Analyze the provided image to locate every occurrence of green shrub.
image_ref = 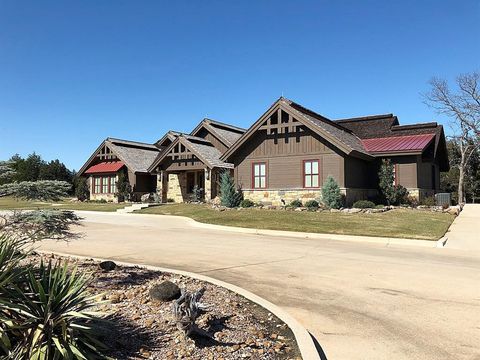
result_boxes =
[219,171,242,208]
[0,180,71,201]
[74,176,90,201]
[353,200,376,209]
[304,200,319,211]
[0,258,107,359]
[289,199,303,208]
[240,199,255,208]
[321,176,343,209]
[421,196,436,207]
[167,198,175,203]
[116,171,132,202]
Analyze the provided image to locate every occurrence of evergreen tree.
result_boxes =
[219,171,242,208]
[321,176,343,209]
[116,171,132,202]
[74,176,90,201]
[378,159,396,205]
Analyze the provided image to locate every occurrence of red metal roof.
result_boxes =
[85,161,124,174]
[361,134,435,153]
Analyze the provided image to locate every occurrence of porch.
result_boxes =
[157,168,222,203]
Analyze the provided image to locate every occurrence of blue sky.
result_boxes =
[0,1,478,171]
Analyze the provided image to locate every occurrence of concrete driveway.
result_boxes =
[38,211,480,360]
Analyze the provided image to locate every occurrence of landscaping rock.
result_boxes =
[99,260,117,272]
[141,192,160,203]
[149,281,181,302]
[446,206,461,216]
[330,209,340,212]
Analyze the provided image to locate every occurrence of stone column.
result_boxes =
[204,168,212,202]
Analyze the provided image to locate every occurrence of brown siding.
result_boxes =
[196,129,228,154]
[232,128,346,189]
[344,157,370,188]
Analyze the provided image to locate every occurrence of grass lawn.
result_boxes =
[0,197,125,212]
[140,203,455,240]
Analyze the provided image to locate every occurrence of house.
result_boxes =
[77,138,160,202]
[78,97,448,205]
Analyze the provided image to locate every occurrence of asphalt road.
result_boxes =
[38,211,480,360]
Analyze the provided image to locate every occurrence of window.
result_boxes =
[94,177,101,194]
[304,160,319,188]
[102,176,109,193]
[109,176,117,194]
[252,162,266,189]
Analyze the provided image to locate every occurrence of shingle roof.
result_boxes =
[281,98,370,156]
[186,139,234,169]
[361,134,435,153]
[334,114,400,139]
[106,139,160,173]
[210,125,244,145]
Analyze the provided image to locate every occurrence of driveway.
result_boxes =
[38,211,480,360]
[445,204,480,251]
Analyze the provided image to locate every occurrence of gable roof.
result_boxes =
[148,135,233,172]
[190,118,246,147]
[78,137,160,176]
[222,97,372,161]
[154,131,182,148]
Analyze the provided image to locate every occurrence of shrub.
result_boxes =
[190,185,204,202]
[322,176,343,209]
[304,200,319,211]
[353,200,376,209]
[219,171,242,208]
[0,180,71,201]
[421,196,436,207]
[289,199,303,208]
[1,210,82,243]
[74,176,90,201]
[0,259,107,359]
[116,172,132,202]
[240,199,254,208]
[378,159,396,205]
[167,198,175,203]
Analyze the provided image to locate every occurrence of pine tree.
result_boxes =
[219,171,242,208]
[321,176,343,209]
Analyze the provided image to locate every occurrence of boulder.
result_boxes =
[149,281,181,302]
[99,260,117,272]
[141,192,160,203]
[446,206,460,216]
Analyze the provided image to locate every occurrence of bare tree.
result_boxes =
[424,72,480,203]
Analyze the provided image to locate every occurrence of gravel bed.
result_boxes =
[34,253,302,360]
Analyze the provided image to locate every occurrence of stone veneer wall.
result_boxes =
[168,173,187,203]
[204,169,212,201]
[407,188,434,201]
[242,188,380,207]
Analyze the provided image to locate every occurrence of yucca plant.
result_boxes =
[0,260,108,359]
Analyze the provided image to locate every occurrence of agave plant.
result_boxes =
[0,259,108,359]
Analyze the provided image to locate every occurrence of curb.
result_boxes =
[38,250,321,360]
